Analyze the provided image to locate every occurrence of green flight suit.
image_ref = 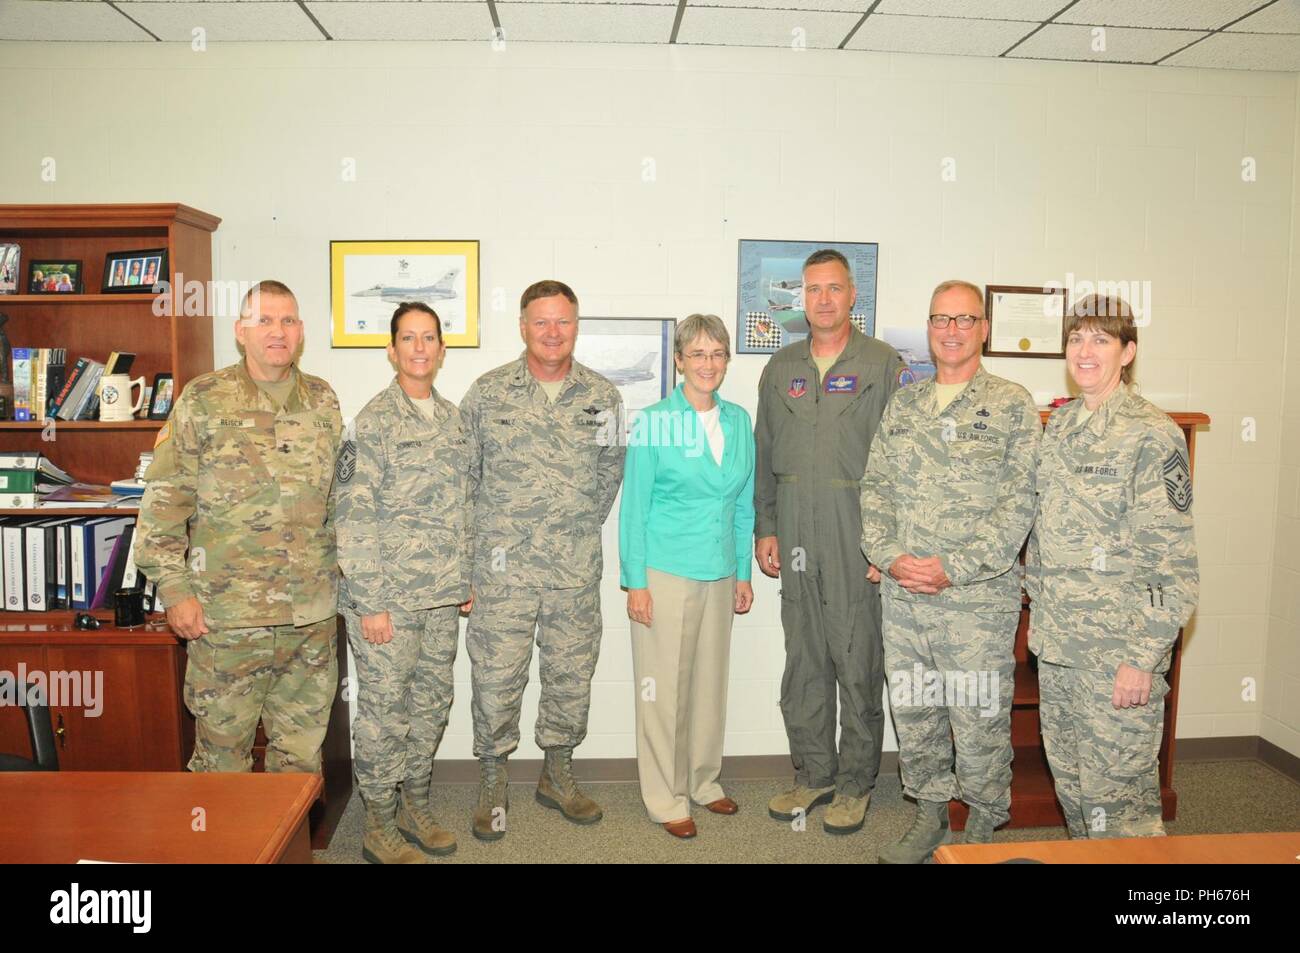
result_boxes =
[754,326,905,796]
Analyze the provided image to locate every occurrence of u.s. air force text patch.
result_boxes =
[336,440,357,484]
[1163,451,1192,512]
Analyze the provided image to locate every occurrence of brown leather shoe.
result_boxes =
[704,797,739,815]
[663,818,697,839]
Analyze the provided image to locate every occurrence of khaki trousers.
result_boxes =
[630,568,735,823]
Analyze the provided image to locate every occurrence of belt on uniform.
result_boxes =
[773,474,857,489]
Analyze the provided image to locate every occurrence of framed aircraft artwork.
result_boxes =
[573,317,676,420]
[330,239,480,347]
[735,239,878,354]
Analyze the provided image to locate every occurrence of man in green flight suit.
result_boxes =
[755,249,906,835]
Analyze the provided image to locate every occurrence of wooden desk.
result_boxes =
[0,771,320,864]
[935,831,1300,864]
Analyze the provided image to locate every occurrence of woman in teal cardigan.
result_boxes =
[619,313,756,839]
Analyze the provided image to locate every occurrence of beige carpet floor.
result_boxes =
[312,759,1300,864]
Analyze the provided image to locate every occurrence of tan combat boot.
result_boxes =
[823,791,871,835]
[471,758,509,842]
[767,782,836,821]
[362,793,428,865]
[535,747,603,824]
[877,799,950,864]
[397,774,457,857]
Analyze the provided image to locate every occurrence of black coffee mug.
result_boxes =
[114,589,153,628]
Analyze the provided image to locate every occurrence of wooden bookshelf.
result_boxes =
[0,203,219,485]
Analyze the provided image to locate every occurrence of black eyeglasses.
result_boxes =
[928,314,984,330]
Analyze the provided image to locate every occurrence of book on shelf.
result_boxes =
[8,348,68,423]
[0,452,74,482]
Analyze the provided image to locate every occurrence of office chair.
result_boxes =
[0,675,59,771]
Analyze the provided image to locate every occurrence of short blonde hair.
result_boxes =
[929,279,984,316]
[1065,294,1137,384]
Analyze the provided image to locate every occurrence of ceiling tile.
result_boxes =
[1008,23,1207,63]
[0,0,152,40]
[304,1,489,40]
[848,12,1034,55]
[688,0,868,10]
[876,0,1060,19]
[117,2,324,40]
[1227,1,1300,34]
[1057,0,1265,31]
[676,7,863,47]
[1164,30,1300,70]
[495,2,678,42]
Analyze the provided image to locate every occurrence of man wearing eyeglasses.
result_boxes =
[859,279,1040,862]
[136,280,344,776]
[755,249,906,836]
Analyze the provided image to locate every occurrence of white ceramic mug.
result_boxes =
[98,374,146,421]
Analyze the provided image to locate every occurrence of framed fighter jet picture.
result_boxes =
[330,239,480,348]
[735,239,878,354]
[573,317,676,416]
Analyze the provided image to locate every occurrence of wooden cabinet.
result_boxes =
[949,411,1209,829]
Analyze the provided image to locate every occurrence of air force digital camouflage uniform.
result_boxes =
[754,327,903,800]
[334,379,471,802]
[860,366,1040,831]
[460,355,625,761]
[134,362,343,773]
[1026,387,1198,839]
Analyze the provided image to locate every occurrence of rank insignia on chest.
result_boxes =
[1163,451,1192,512]
[788,378,807,398]
[826,374,858,394]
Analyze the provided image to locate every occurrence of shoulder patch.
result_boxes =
[336,440,358,484]
[1162,450,1192,512]
[897,366,917,387]
[153,421,171,448]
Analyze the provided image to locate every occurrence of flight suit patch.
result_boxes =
[825,374,857,394]
[788,378,807,398]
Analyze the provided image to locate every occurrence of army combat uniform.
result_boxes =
[334,379,471,803]
[860,366,1040,834]
[460,354,625,764]
[754,326,904,800]
[134,362,343,773]
[1025,387,1198,839]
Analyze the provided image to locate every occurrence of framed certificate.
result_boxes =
[983,285,1068,359]
[330,240,479,348]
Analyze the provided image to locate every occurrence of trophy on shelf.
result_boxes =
[0,312,12,420]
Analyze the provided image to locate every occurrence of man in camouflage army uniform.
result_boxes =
[755,249,905,835]
[860,280,1040,862]
[334,302,471,864]
[135,280,343,775]
[460,279,625,841]
[1026,294,1198,839]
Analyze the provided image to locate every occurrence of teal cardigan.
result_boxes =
[619,384,756,588]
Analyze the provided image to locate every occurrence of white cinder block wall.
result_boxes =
[2,40,1297,759]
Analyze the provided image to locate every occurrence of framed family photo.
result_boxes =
[330,240,480,348]
[736,239,879,354]
[103,248,167,292]
[27,260,82,294]
[0,243,20,294]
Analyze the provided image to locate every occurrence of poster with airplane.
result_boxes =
[736,239,878,354]
[573,317,675,417]
[330,239,479,347]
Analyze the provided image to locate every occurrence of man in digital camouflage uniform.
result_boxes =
[460,279,625,841]
[1026,294,1198,839]
[334,302,471,864]
[860,279,1040,862]
[135,280,343,775]
[754,249,905,835]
